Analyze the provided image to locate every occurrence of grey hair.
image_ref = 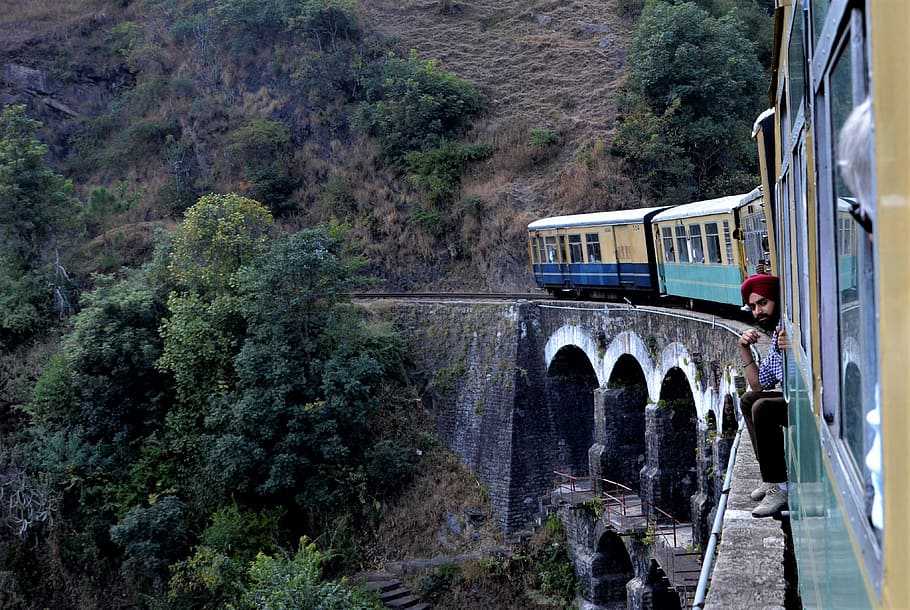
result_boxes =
[837,97,874,214]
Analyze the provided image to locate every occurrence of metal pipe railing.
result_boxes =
[691,425,744,609]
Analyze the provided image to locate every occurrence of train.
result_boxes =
[527,188,770,306]
[528,0,910,607]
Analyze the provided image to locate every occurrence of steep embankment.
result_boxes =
[0,0,636,292]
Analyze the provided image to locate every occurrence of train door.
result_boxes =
[557,232,570,288]
[609,226,621,286]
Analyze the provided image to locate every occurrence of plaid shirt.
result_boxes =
[758,323,784,390]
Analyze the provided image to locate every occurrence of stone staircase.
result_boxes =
[548,474,703,607]
[355,571,430,610]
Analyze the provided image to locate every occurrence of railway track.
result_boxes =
[350,292,553,300]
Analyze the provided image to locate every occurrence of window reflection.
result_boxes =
[830,43,876,494]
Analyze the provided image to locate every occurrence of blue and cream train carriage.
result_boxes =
[527,207,666,298]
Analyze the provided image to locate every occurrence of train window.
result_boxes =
[674,225,690,263]
[568,234,584,263]
[537,237,545,264]
[531,237,540,264]
[830,39,878,488]
[545,236,558,263]
[793,139,811,354]
[661,227,675,262]
[722,221,733,264]
[558,236,568,263]
[811,0,831,44]
[704,223,721,264]
[788,3,807,118]
[586,233,602,263]
[688,225,705,263]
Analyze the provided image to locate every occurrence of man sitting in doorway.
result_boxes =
[737,274,790,518]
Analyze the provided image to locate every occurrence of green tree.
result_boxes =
[613,1,763,204]
[201,227,403,516]
[0,105,76,345]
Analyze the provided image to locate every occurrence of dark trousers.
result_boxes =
[739,390,788,483]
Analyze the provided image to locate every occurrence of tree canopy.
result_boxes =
[613,1,764,205]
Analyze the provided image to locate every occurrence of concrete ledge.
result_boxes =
[704,433,788,609]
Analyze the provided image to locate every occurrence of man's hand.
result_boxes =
[776,327,789,351]
[738,329,762,348]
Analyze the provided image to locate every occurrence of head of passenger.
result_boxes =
[741,274,780,331]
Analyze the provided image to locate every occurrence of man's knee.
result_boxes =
[740,390,761,411]
[752,396,787,422]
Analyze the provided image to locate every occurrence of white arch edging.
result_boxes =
[543,324,605,387]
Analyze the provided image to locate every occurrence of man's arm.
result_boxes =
[738,329,762,390]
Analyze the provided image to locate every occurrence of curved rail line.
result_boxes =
[350,292,553,300]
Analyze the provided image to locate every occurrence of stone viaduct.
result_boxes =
[360,298,757,606]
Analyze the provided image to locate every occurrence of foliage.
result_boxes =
[529,128,559,148]
[110,495,190,587]
[238,537,381,610]
[405,141,492,205]
[225,119,298,211]
[613,1,763,204]
[356,51,486,163]
[79,182,142,237]
[166,193,273,294]
[0,105,76,346]
[29,271,170,446]
[201,228,402,515]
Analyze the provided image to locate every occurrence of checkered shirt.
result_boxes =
[758,323,784,390]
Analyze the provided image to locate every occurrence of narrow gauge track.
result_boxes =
[350,292,553,300]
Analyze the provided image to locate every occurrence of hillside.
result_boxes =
[0,0,638,293]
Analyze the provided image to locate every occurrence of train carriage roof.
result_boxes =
[651,188,762,223]
[527,206,669,231]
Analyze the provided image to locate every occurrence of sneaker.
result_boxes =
[752,484,787,518]
[750,482,774,502]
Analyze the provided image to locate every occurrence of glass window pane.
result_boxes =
[689,225,705,263]
[705,223,721,264]
[559,236,568,263]
[722,221,733,264]
[812,0,831,44]
[661,227,675,262]
[830,41,877,481]
[789,7,806,114]
[586,233,602,263]
[568,234,583,263]
[531,237,540,263]
[675,226,690,263]
[545,236,558,263]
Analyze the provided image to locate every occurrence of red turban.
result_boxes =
[740,274,780,304]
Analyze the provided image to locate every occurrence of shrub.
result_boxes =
[405,141,492,205]
[238,537,381,610]
[529,127,559,148]
[80,183,141,237]
[227,120,298,212]
[356,51,485,162]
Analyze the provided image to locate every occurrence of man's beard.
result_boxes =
[755,311,780,332]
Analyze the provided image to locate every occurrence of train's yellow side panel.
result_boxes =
[872,2,910,606]
[613,224,649,263]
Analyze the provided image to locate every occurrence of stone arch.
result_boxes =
[655,367,698,520]
[547,345,599,475]
[603,331,656,396]
[544,324,605,387]
[657,342,707,419]
[590,531,635,605]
